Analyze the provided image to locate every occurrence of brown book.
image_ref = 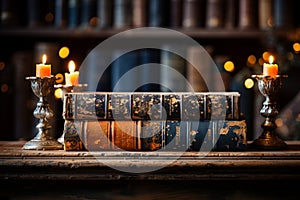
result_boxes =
[225,0,238,29]
[206,0,225,28]
[238,0,258,29]
[133,0,147,27]
[182,0,202,28]
[83,121,111,150]
[111,121,138,150]
[258,0,273,29]
[170,0,183,28]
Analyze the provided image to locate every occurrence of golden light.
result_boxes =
[1,83,8,93]
[262,51,271,62]
[258,58,264,66]
[68,60,76,73]
[293,42,300,53]
[244,78,254,89]
[55,73,64,84]
[89,17,98,26]
[247,55,256,65]
[45,12,54,23]
[269,55,274,64]
[42,54,47,64]
[275,118,283,127]
[54,88,63,99]
[59,47,70,59]
[224,61,235,72]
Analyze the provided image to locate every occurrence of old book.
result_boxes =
[141,121,164,151]
[97,0,113,29]
[111,121,138,150]
[182,0,203,28]
[273,0,293,29]
[83,121,111,150]
[107,93,131,120]
[160,46,186,92]
[27,0,46,27]
[258,0,273,30]
[68,0,80,28]
[238,0,257,29]
[113,0,132,29]
[165,121,188,151]
[225,0,238,29]
[54,0,68,28]
[206,0,225,28]
[0,0,19,28]
[163,94,181,120]
[133,0,147,27]
[80,0,97,29]
[170,0,182,28]
[148,0,169,27]
[186,46,211,92]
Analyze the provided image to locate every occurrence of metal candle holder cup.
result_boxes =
[23,76,63,150]
[252,75,288,150]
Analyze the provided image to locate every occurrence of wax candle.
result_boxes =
[65,60,79,85]
[263,55,278,76]
[36,54,51,77]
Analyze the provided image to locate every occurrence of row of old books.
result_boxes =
[86,47,232,93]
[63,92,246,151]
[0,0,299,30]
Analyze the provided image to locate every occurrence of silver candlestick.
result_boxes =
[251,75,288,150]
[23,76,63,150]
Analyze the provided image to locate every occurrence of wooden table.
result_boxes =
[1,141,300,199]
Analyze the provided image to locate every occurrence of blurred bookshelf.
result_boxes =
[0,0,300,141]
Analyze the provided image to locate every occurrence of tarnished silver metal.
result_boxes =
[251,75,288,150]
[23,76,63,150]
[54,84,88,144]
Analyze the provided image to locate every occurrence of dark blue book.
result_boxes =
[97,0,113,29]
[27,0,45,27]
[148,0,170,27]
[113,0,132,29]
[68,0,80,28]
[274,0,293,28]
[111,50,139,92]
[54,0,68,28]
[80,0,97,28]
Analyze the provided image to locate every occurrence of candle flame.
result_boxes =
[42,54,47,64]
[68,60,76,73]
[269,55,274,64]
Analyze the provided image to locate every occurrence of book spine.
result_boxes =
[206,0,225,28]
[225,0,238,29]
[68,0,80,28]
[160,46,186,92]
[80,0,97,28]
[148,0,169,27]
[133,0,147,27]
[54,0,68,28]
[141,121,164,150]
[182,0,201,28]
[97,0,113,29]
[0,0,18,28]
[273,0,293,29]
[238,0,257,29]
[113,0,132,29]
[258,0,273,30]
[83,121,111,150]
[27,0,45,27]
[170,0,182,28]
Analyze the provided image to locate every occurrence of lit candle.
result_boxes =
[263,55,278,76]
[36,54,51,77]
[65,60,79,86]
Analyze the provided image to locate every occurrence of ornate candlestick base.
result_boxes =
[24,76,63,150]
[54,84,88,144]
[251,75,288,150]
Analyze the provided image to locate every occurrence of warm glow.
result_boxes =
[68,60,76,73]
[59,47,70,59]
[55,73,64,84]
[0,62,5,71]
[54,88,63,99]
[293,42,300,53]
[275,118,283,127]
[244,78,254,89]
[269,55,274,64]
[262,51,271,62]
[247,55,257,65]
[42,54,47,64]
[224,61,235,72]
[1,83,8,93]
